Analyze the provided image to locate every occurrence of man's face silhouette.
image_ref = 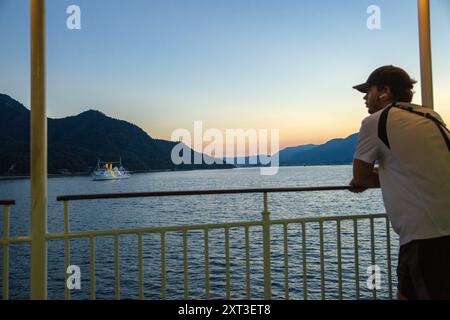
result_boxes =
[363,85,389,114]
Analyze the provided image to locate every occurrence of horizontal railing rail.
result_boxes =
[0,200,15,205]
[56,186,375,201]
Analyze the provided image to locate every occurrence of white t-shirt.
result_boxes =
[354,102,450,246]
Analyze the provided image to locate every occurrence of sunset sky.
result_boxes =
[1,0,449,155]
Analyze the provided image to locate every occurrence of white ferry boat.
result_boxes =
[92,159,130,181]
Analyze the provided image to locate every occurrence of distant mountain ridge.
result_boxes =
[0,93,233,175]
[279,134,358,166]
[227,134,358,167]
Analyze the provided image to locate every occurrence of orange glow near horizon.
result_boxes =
[141,91,450,157]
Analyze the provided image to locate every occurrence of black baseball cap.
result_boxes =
[353,65,416,93]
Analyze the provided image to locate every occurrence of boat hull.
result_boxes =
[91,170,130,181]
[92,174,130,181]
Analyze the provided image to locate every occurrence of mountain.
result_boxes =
[279,134,358,165]
[0,94,233,175]
[276,144,318,164]
[227,135,358,167]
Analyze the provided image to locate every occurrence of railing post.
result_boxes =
[30,0,47,300]
[64,201,70,300]
[262,192,272,300]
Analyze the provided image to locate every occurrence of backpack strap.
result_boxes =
[377,103,450,152]
[377,105,394,149]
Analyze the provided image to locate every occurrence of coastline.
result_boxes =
[0,169,174,181]
[0,163,352,181]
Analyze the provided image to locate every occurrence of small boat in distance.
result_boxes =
[92,158,130,181]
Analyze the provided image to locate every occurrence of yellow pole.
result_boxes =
[30,0,47,300]
[417,0,434,109]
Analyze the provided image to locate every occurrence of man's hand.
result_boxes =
[349,159,380,193]
[349,178,368,193]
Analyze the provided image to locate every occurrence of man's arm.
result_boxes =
[350,159,380,192]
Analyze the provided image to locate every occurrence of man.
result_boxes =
[350,65,450,300]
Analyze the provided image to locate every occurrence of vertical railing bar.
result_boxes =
[90,235,95,300]
[204,229,210,300]
[302,222,308,300]
[64,201,70,301]
[138,233,143,300]
[245,226,251,300]
[353,219,360,300]
[114,235,120,300]
[183,229,188,299]
[64,201,69,236]
[319,221,325,300]
[370,218,377,300]
[225,227,230,300]
[283,223,289,300]
[161,231,166,300]
[385,217,393,300]
[2,205,10,300]
[262,192,272,300]
[336,219,343,300]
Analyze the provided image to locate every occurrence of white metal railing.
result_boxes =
[1,187,396,300]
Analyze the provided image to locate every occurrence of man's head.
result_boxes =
[353,65,417,114]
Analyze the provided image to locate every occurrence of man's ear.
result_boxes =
[382,86,392,97]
